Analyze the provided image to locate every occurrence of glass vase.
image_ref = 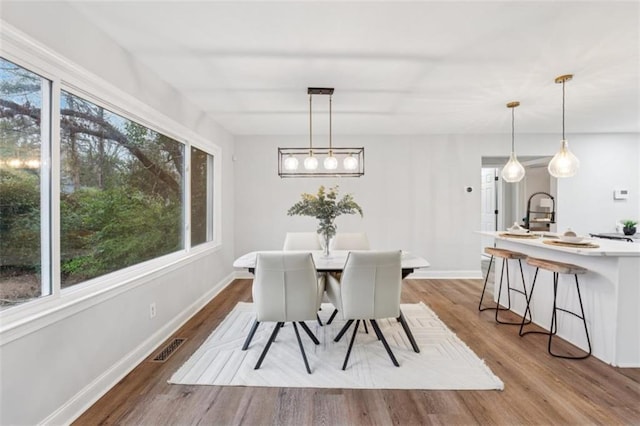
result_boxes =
[322,232,331,257]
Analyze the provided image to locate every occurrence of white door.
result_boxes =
[481,168,498,256]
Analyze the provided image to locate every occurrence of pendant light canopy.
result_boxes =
[278,88,364,178]
[501,101,525,183]
[548,74,580,178]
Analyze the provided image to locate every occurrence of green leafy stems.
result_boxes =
[622,219,638,228]
[287,185,363,239]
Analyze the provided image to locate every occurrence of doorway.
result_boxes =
[480,167,498,259]
[480,156,555,259]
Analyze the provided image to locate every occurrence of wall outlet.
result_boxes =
[149,302,156,319]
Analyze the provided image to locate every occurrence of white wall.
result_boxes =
[0,4,236,425]
[554,134,640,235]
[234,134,640,275]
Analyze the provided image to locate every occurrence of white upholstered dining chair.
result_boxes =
[282,232,322,251]
[325,232,370,325]
[325,250,403,370]
[283,231,326,325]
[248,252,324,374]
[330,232,370,250]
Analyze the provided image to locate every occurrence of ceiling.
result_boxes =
[67,1,638,136]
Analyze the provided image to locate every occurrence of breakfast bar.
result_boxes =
[481,232,640,367]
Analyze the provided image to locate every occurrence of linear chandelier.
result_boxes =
[278,87,365,178]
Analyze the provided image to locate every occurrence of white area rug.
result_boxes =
[169,302,503,390]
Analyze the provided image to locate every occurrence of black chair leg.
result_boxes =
[292,322,312,374]
[548,274,592,360]
[519,268,539,336]
[316,313,323,326]
[478,255,495,310]
[327,309,339,325]
[242,320,260,351]
[494,258,512,323]
[371,319,400,367]
[363,320,369,334]
[518,259,532,325]
[489,258,527,326]
[521,270,591,360]
[298,321,320,345]
[342,320,360,370]
[334,319,354,342]
[398,310,420,353]
[370,319,383,340]
[255,322,283,370]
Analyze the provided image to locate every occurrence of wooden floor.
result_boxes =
[75,278,640,425]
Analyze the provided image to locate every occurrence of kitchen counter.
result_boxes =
[480,231,640,367]
[482,231,640,256]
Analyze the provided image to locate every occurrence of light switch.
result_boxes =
[613,189,629,200]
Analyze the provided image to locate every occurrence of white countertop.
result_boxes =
[479,231,640,257]
[233,250,431,270]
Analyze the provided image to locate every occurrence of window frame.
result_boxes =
[0,23,223,336]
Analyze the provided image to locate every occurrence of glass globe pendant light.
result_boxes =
[501,101,525,183]
[548,74,579,178]
[283,154,299,170]
[303,93,318,170]
[323,94,338,170]
[343,154,358,170]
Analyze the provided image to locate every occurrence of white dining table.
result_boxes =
[233,250,430,353]
[233,250,430,278]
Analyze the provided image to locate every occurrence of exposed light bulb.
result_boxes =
[501,152,525,182]
[303,155,318,170]
[548,139,579,178]
[324,155,338,170]
[343,155,358,170]
[283,155,299,171]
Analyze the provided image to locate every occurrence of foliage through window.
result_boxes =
[190,147,214,247]
[1,55,218,310]
[59,91,185,287]
[0,57,49,307]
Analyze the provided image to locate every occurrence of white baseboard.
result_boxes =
[42,272,236,426]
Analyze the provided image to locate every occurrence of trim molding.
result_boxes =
[40,272,236,426]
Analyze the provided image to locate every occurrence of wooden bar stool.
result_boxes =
[519,257,591,360]
[479,247,531,325]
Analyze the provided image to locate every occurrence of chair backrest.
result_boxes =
[252,252,321,322]
[339,250,402,319]
[330,232,370,250]
[283,232,322,250]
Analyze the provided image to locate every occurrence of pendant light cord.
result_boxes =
[329,95,333,154]
[309,94,313,154]
[562,80,566,140]
[511,105,515,152]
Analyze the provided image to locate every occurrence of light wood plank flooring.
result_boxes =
[74,278,640,425]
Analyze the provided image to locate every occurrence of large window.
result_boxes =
[59,91,185,287]
[0,53,219,311]
[0,58,50,307]
[190,146,214,247]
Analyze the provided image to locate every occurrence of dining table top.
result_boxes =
[233,250,430,272]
